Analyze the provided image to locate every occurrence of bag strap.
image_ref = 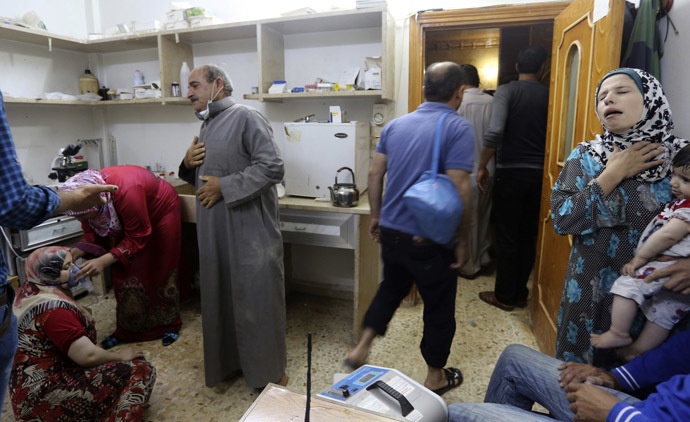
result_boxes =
[430,112,451,180]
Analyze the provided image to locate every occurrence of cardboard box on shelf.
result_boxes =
[166,9,185,23]
[184,7,211,20]
[188,16,223,27]
[364,68,381,90]
[165,20,189,30]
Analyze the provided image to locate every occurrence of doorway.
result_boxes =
[408,2,570,112]
[424,24,554,90]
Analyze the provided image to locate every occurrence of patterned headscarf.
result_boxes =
[60,169,121,237]
[582,68,689,183]
[13,246,94,329]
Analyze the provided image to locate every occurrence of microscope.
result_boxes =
[48,143,82,183]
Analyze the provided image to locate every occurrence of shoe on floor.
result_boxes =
[101,334,120,350]
[162,331,179,346]
[478,291,515,311]
[432,367,463,396]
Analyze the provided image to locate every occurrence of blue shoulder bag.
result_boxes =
[402,112,464,245]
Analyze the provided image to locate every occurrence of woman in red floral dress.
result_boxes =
[10,246,156,421]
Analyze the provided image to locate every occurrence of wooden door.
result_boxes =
[531,0,625,356]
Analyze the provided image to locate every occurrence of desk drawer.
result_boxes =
[280,209,357,250]
[13,216,83,252]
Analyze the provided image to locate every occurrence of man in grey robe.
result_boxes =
[457,64,494,278]
[178,64,287,389]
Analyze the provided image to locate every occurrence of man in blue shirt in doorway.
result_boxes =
[345,62,474,395]
[0,91,117,410]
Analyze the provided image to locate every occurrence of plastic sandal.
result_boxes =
[101,334,120,350]
[162,331,179,346]
[432,367,464,396]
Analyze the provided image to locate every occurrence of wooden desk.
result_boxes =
[178,193,380,341]
[240,384,403,421]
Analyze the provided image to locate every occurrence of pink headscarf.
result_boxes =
[60,169,121,237]
[13,246,94,329]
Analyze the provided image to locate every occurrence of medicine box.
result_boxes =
[364,68,381,90]
[189,16,223,27]
[166,9,185,23]
[165,21,189,30]
[184,7,210,20]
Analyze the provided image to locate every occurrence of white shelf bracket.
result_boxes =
[48,37,52,52]
[175,33,180,44]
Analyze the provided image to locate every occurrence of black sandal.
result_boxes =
[432,367,463,396]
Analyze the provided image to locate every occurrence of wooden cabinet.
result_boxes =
[0,7,394,105]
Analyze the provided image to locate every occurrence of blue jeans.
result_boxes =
[0,286,17,412]
[448,344,640,422]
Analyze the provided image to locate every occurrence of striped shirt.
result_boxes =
[609,331,690,421]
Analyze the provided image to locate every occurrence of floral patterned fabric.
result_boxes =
[10,283,156,421]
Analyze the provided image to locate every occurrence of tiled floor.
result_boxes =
[1,271,539,421]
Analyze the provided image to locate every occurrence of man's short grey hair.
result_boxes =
[202,64,233,96]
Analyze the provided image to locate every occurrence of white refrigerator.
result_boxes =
[282,122,371,198]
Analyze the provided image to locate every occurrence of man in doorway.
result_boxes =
[477,45,549,311]
[344,61,474,395]
[178,64,287,389]
[0,90,117,411]
[457,64,494,279]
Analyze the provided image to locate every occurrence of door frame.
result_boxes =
[408,1,572,112]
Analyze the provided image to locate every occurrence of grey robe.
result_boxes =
[179,96,286,388]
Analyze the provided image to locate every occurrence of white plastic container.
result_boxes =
[180,62,191,97]
[133,70,144,86]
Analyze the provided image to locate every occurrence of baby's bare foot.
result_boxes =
[591,331,632,349]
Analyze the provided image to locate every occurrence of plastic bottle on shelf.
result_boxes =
[79,69,99,94]
[180,62,191,97]
[134,69,144,86]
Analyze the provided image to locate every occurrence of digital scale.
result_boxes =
[318,365,448,421]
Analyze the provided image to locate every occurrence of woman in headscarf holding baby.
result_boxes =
[551,68,690,368]
[10,246,155,421]
[60,165,185,349]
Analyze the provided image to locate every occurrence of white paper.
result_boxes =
[386,376,415,397]
[592,0,609,23]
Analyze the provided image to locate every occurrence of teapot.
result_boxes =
[328,167,359,207]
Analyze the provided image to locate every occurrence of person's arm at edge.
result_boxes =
[446,168,472,268]
[477,87,506,193]
[54,185,117,216]
[611,330,690,392]
[67,336,144,367]
[367,152,387,243]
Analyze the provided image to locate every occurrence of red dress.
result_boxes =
[76,165,186,342]
[10,302,155,421]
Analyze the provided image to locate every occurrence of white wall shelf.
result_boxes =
[243,90,386,102]
[4,97,191,106]
[1,7,394,104]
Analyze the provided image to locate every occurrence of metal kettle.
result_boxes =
[328,167,359,207]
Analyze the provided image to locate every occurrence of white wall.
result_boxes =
[659,2,690,139]
[1,0,89,39]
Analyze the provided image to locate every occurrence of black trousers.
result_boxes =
[362,227,457,368]
[492,167,543,306]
